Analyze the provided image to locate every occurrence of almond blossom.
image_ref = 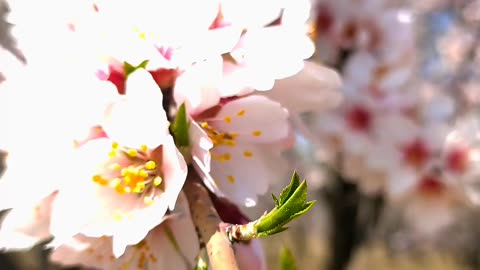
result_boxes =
[191,95,290,207]
[0,0,346,268]
[48,70,188,256]
[223,0,315,91]
[0,68,188,259]
[49,193,199,270]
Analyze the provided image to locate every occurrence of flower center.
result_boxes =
[200,122,238,148]
[91,142,163,205]
[402,138,430,169]
[346,105,372,132]
[446,145,470,174]
[417,175,446,197]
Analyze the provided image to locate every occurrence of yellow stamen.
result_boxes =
[112,142,119,149]
[133,183,145,193]
[110,163,121,171]
[138,169,149,178]
[153,176,163,186]
[252,130,262,136]
[227,175,235,184]
[92,174,102,182]
[141,145,148,152]
[224,116,232,123]
[113,212,123,222]
[115,185,126,194]
[237,109,245,116]
[143,196,154,205]
[243,151,253,158]
[145,160,156,170]
[109,178,121,188]
[127,149,138,157]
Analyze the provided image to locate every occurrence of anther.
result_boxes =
[127,149,138,157]
[145,161,156,170]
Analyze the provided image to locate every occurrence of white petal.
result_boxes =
[160,136,188,210]
[263,61,342,113]
[221,0,283,28]
[50,234,114,269]
[103,69,170,148]
[213,95,289,143]
[48,138,179,250]
[209,143,276,206]
[174,57,222,115]
[0,192,56,251]
[189,121,213,173]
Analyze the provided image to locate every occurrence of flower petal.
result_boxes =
[213,95,289,143]
[48,137,185,252]
[209,143,281,206]
[0,192,56,251]
[103,69,170,148]
[262,61,342,113]
[173,57,223,115]
[51,193,198,269]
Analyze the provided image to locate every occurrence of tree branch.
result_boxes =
[184,170,240,270]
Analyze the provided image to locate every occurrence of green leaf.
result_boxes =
[280,246,298,270]
[170,103,190,148]
[226,171,315,242]
[124,60,150,77]
[281,200,316,225]
[272,194,280,207]
[194,249,208,270]
[257,179,308,232]
[279,171,301,206]
[256,226,288,238]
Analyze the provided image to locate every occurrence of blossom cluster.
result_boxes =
[306,0,480,237]
[0,0,341,269]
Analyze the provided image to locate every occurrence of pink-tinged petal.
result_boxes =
[174,57,223,115]
[262,61,342,113]
[190,121,214,173]
[51,193,199,269]
[50,136,186,253]
[50,234,115,269]
[234,239,266,270]
[103,69,170,148]
[160,136,188,211]
[386,167,418,200]
[0,192,56,251]
[142,193,199,270]
[219,61,255,97]
[212,95,289,143]
[209,143,278,206]
[230,26,314,87]
[373,114,418,146]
